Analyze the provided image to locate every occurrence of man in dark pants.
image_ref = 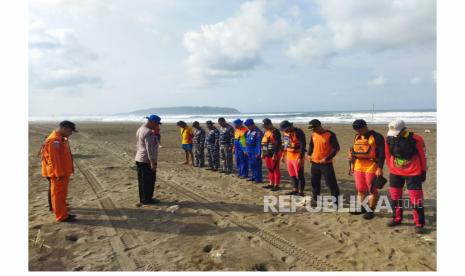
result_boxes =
[135,114,161,206]
[218,117,235,174]
[47,178,52,211]
[306,119,341,207]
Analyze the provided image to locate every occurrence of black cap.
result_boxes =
[192,121,200,127]
[352,119,367,130]
[59,120,78,132]
[206,120,214,126]
[308,119,322,129]
[262,118,272,125]
[279,120,293,130]
[177,120,186,127]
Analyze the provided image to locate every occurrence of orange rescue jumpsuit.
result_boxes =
[41,130,74,221]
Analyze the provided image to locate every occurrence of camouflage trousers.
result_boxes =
[194,145,205,167]
[220,144,234,173]
[207,147,220,170]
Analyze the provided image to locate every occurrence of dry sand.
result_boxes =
[28,122,436,271]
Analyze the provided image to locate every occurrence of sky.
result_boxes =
[29,0,436,116]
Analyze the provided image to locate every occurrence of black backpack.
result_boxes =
[387,132,417,160]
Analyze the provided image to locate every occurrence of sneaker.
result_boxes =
[415,226,426,234]
[298,192,305,197]
[363,212,375,220]
[285,191,298,195]
[270,186,280,191]
[262,185,274,189]
[310,199,318,207]
[143,198,160,205]
[387,220,401,227]
[246,178,255,182]
[350,208,367,215]
[206,168,213,171]
[60,216,77,223]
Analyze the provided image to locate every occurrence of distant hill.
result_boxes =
[117,106,241,115]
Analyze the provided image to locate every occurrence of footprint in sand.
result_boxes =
[388,248,396,260]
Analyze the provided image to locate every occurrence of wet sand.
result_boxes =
[28,122,436,271]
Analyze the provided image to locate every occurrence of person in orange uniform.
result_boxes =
[280,120,306,196]
[40,121,78,222]
[261,118,282,191]
[306,119,341,206]
[177,120,194,165]
[348,119,386,219]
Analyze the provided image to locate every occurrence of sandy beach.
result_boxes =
[28,122,437,271]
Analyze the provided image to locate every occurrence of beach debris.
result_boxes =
[65,234,79,242]
[424,129,431,133]
[209,249,225,264]
[421,236,436,242]
[202,244,213,253]
[34,229,42,245]
[167,205,180,213]
[30,229,51,249]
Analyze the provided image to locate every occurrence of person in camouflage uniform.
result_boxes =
[218,117,235,174]
[192,121,206,167]
[205,120,220,171]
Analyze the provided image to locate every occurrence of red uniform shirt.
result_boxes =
[385,133,427,176]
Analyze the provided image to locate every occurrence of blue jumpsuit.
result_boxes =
[234,127,248,178]
[246,127,263,182]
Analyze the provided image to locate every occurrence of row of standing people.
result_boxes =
[176,117,428,233]
[39,115,427,233]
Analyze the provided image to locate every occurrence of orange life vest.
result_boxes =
[283,131,301,153]
[310,131,335,163]
[261,129,279,156]
[350,134,377,160]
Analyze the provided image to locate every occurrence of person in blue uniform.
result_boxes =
[244,119,263,183]
[233,118,249,179]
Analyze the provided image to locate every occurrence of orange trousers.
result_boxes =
[50,176,70,221]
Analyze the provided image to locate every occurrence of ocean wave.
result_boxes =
[29,111,436,124]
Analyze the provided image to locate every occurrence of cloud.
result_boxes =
[410,76,423,85]
[317,0,436,50]
[288,0,436,64]
[29,20,102,90]
[367,76,386,86]
[286,25,335,66]
[183,0,291,85]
